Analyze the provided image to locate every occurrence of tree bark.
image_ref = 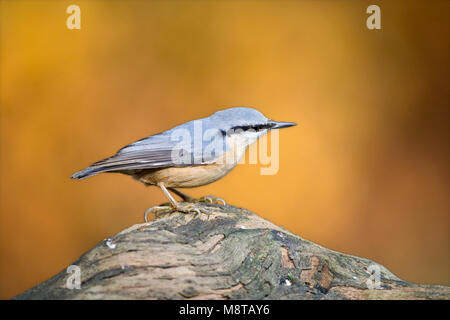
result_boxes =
[15,203,450,300]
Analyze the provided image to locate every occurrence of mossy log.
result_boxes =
[15,203,450,300]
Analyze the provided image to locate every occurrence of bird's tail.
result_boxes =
[70,155,124,179]
[70,167,103,180]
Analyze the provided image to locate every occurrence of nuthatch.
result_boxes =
[71,107,296,220]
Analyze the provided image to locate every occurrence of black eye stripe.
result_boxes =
[231,123,274,132]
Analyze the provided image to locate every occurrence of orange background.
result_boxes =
[1,1,449,299]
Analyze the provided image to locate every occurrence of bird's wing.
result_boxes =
[71,126,226,179]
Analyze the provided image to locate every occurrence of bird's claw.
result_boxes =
[144,200,217,222]
[198,195,226,206]
[174,202,214,216]
[144,206,173,222]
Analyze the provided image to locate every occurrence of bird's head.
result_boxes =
[209,107,297,145]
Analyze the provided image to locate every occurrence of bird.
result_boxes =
[71,107,296,220]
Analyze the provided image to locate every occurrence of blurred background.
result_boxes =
[0,0,449,299]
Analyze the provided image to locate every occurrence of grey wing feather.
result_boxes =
[71,125,225,179]
[70,149,177,179]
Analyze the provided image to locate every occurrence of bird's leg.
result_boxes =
[160,183,212,215]
[168,188,195,202]
[168,188,226,206]
[143,184,183,222]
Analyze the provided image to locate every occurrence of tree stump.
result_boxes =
[15,203,450,300]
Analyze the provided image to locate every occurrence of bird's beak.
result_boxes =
[269,121,297,129]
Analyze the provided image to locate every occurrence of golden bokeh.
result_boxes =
[0,1,449,298]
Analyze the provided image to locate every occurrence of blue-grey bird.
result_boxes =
[71,107,296,219]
